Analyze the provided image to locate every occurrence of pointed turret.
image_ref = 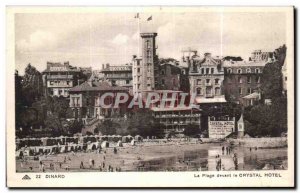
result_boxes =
[237,114,245,138]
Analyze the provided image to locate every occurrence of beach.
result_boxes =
[16,139,288,172]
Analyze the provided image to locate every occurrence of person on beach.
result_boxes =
[89,158,93,168]
[233,153,238,170]
[80,161,84,169]
[92,159,95,167]
[41,163,45,172]
[249,147,252,152]
[222,146,225,154]
[114,147,117,154]
[59,162,62,169]
[64,156,67,163]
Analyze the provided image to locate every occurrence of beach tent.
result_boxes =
[60,146,66,153]
[101,141,109,148]
[117,140,123,147]
[130,139,136,146]
[135,135,143,142]
[101,135,108,141]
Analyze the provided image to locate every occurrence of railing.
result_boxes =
[47,75,73,79]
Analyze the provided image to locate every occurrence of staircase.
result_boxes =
[81,117,101,135]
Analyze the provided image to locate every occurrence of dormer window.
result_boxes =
[237,68,242,74]
[255,68,261,73]
[246,68,251,73]
[227,68,232,74]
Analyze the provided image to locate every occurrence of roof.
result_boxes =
[69,81,128,92]
[223,60,266,67]
[242,92,260,99]
[195,96,227,104]
[151,106,201,112]
[238,114,244,123]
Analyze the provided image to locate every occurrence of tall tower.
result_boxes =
[132,32,158,96]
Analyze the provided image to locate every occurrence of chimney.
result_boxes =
[106,63,110,68]
[102,64,105,69]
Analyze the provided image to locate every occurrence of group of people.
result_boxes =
[221,145,233,155]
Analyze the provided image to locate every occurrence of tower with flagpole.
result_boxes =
[132,13,158,96]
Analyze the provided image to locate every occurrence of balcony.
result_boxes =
[205,94,214,98]
[47,75,73,79]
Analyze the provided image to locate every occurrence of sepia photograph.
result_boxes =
[6,6,294,187]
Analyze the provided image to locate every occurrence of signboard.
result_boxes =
[208,120,235,139]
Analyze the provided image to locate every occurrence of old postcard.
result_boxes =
[6,6,294,187]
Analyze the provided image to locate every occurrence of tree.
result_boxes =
[261,61,283,99]
[223,56,243,61]
[244,97,287,137]
[159,58,178,65]
[21,64,43,105]
[44,113,63,136]
[45,96,69,118]
[69,120,83,135]
[183,124,200,137]
[96,120,117,135]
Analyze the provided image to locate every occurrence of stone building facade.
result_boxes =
[189,53,226,104]
[42,62,86,97]
[69,81,129,121]
[101,64,133,90]
[132,33,158,96]
[223,62,264,104]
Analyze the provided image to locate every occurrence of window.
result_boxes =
[137,76,140,81]
[197,79,202,85]
[196,88,202,95]
[255,68,260,73]
[215,87,221,95]
[147,50,151,58]
[227,68,232,74]
[138,84,141,89]
[256,76,260,83]
[247,76,251,83]
[206,68,210,74]
[237,68,242,74]
[206,87,212,95]
[201,68,205,74]
[126,80,130,84]
[239,87,243,95]
[215,79,219,85]
[137,68,140,73]
[161,70,165,75]
[238,77,243,84]
[66,81,70,85]
[246,68,251,73]
[146,40,150,49]
[247,88,252,94]
[206,79,210,84]
[211,68,214,74]
[161,79,165,85]
[172,78,176,86]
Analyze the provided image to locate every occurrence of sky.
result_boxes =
[15,10,287,74]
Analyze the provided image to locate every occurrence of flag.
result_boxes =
[147,16,152,21]
[134,13,139,19]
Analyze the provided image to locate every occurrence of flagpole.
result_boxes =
[138,14,141,58]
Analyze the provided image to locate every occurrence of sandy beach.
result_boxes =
[16,140,288,172]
